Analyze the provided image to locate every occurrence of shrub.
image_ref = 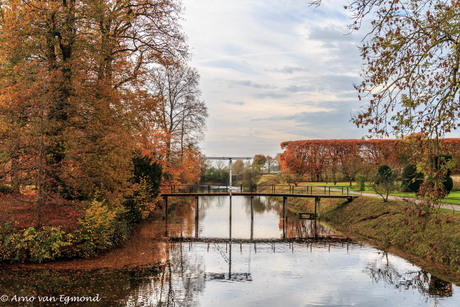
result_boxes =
[122,197,143,225]
[132,154,162,197]
[430,154,454,196]
[73,200,122,258]
[443,176,454,194]
[281,171,303,186]
[375,165,393,185]
[0,222,72,263]
[0,200,132,263]
[243,167,261,191]
[372,165,396,202]
[356,175,366,191]
[401,163,424,192]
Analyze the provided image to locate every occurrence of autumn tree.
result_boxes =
[335,0,459,202]
[313,1,459,201]
[280,138,460,183]
[252,154,267,173]
[336,142,362,186]
[242,166,261,191]
[334,0,460,139]
[0,0,189,225]
[266,155,279,173]
[232,159,245,175]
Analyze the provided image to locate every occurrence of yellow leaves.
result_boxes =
[74,199,121,257]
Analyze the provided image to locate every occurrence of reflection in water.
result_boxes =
[167,195,335,240]
[366,251,454,299]
[1,195,459,306]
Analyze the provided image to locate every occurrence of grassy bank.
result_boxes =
[322,197,460,283]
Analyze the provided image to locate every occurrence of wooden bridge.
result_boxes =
[161,183,354,197]
[160,184,358,239]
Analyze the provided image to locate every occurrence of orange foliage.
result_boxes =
[280,138,460,180]
[163,146,203,185]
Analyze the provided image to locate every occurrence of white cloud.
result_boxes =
[181,0,368,157]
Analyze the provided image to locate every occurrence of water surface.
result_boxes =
[0,195,458,306]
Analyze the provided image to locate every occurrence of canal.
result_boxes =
[1,195,459,306]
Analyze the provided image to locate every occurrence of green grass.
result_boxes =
[257,174,460,205]
[302,181,460,205]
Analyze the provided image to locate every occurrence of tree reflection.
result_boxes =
[124,243,206,306]
[365,251,453,300]
[3,195,457,306]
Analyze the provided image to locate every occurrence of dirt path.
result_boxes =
[347,190,460,211]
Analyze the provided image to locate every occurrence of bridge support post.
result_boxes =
[195,196,199,238]
[229,196,232,241]
[163,196,168,220]
[315,197,321,219]
[163,196,168,236]
[283,196,287,239]
[250,196,254,240]
[318,198,321,219]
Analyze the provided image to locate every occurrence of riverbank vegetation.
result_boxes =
[260,169,460,282]
[322,197,460,282]
[0,0,206,263]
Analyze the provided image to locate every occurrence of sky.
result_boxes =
[179,0,373,157]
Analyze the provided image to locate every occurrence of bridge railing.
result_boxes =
[161,184,350,196]
[160,184,232,194]
[255,184,349,196]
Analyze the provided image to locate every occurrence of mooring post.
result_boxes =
[195,196,199,238]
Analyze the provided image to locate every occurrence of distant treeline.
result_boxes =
[279,137,460,182]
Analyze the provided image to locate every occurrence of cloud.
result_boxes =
[223,100,245,106]
[201,59,257,74]
[230,80,275,89]
[253,92,290,99]
[181,0,369,156]
[308,25,355,42]
[270,66,309,74]
[285,85,311,93]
